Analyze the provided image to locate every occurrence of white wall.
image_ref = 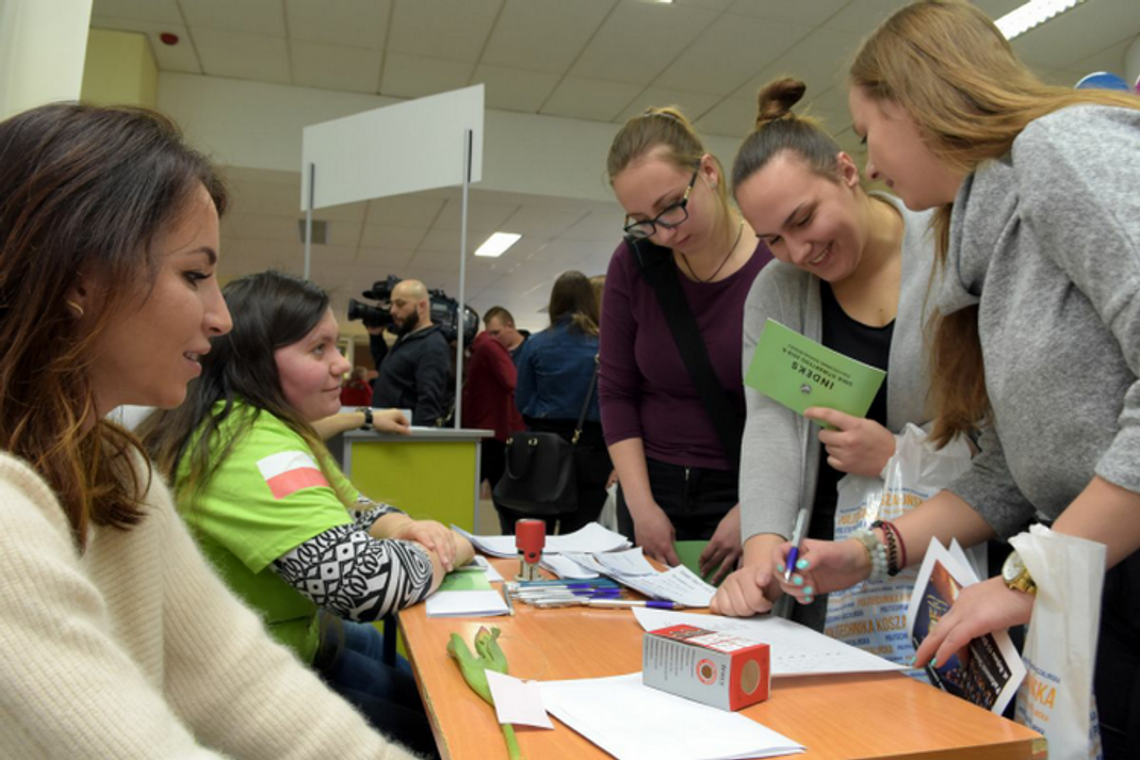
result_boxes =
[158,72,742,205]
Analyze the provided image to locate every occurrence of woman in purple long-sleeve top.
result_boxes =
[600,107,773,582]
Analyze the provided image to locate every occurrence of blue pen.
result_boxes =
[784,508,809,582]
[513,579,621,589]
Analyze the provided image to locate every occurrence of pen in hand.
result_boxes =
[784,508,808,583]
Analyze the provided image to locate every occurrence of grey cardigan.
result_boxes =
[739,194,936,543]
[938,105,1140,537]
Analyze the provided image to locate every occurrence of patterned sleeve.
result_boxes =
[272,527,434,621]
[346,494,404,533]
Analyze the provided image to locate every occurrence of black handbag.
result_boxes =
[492,361,599,516]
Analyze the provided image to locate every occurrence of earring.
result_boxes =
[66,300,85,317]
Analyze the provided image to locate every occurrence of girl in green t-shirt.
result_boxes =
[143,270,473,757]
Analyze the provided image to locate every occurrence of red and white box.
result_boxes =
[642,624,770,711]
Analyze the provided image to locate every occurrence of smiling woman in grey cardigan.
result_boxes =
[710,78,936,631]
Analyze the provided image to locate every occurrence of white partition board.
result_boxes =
[300,84,483,210]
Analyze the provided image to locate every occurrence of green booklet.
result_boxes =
[745,319,886,427]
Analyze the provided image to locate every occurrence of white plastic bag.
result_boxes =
[1011,525,1105,760]
[597,483,619,533]
[825,423,978,679]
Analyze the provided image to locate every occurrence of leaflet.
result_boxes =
[907,538,1026,714]
[745,319,886,426]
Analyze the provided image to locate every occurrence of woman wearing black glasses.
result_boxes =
[600,107,772,582]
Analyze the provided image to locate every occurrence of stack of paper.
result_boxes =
[425,590,509,618]
[632,608,906,677]
[539,673,804,760]
[453,522,631,558]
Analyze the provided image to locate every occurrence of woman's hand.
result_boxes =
[710,563,782,617]
[633,504,680,567]
[698,505,742,584]
[773,537,871,605]
[390,519,459,571]
[912,576,1034,669]
[804,408,896,477]
[372,408,411,435]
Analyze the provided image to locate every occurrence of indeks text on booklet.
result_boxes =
[745,319,886,428]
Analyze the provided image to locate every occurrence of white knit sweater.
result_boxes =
[0,451,421,759]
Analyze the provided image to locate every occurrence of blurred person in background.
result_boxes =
[513,271,613,534]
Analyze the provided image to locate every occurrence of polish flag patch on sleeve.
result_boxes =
[257,451,330,500]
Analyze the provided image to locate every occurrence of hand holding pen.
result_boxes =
[775,523,879,606]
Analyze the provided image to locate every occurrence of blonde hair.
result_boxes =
[851,0,1140,445]
[606,106,732,225]
[731,78,846,192]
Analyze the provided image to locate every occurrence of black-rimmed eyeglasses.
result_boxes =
[622,168,698,241]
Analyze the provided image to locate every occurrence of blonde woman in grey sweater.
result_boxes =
[775,3,1140,755]
[711,78,936,632]
[0,104,422,759]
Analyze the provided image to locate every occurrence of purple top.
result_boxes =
[599,239,773,471]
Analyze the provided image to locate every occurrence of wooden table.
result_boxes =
[399,559,1045,760]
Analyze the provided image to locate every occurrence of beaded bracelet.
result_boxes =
[872,520,901,577]
[886,520,908,570]
[851,528,888,583]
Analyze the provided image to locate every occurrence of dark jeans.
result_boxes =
[615,456,737,542]
[315,619,439,759]
[494,420,612,535]
[1097,549,1140,759]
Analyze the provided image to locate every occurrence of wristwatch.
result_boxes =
[1001,550,1038,596]
[357,407,374,431]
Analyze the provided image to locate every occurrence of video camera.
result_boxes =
[347,275,479,346]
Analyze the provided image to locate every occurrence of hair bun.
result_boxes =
[755,78,808,129]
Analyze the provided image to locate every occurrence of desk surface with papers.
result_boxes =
[398,557,1044,760]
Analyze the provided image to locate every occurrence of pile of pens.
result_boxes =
[503,578,684,611]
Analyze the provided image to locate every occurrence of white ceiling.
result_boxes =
[90,0,1140,334]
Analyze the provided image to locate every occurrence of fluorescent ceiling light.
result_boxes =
[994,0,1088,40]
[475,232,521,258]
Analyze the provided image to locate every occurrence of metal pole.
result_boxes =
[455,128,472,430]
[304,162,315,279]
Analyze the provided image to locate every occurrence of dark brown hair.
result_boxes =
[0,103,225,548]
[483,306,515,327]
[851,0,1140,445]
[731,78,844,193]
[547,271,600,337]
[140,271,352,508]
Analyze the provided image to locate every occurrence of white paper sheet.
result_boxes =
[539,673,804,760]
[617,565,717,607]
[541,553,600,579]
[633,608,905,677]
[486,671,554,729]
[469,555,504,582]
[592,547,657,577]
[425,590,509,618]
[453,522,631,558]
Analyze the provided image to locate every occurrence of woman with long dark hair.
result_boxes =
[0,103,420,759]
[512,270,613,534]
[142,270,472,757]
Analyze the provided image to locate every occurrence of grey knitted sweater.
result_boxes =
[739,194,937,543]
[938,105,1140,536]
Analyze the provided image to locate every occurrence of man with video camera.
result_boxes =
[370,279,451,426]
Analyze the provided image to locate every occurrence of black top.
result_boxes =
[373,324,452,426]
[809,281,894,542]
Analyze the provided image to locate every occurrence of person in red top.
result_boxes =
[462,325,524,526]
[339,367,373,407]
